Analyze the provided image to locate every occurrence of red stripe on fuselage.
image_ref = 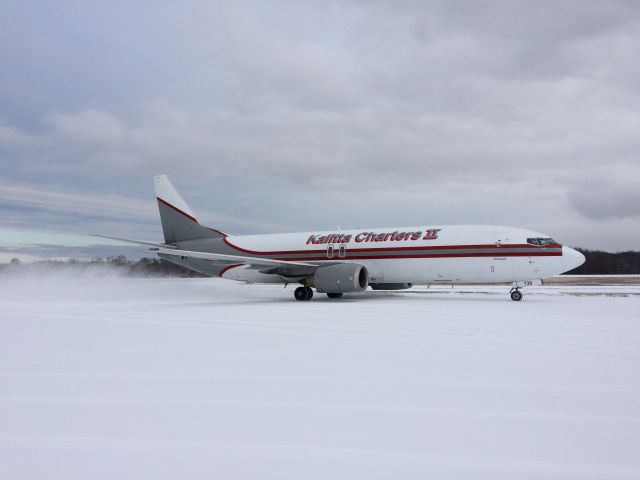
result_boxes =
[223,236,562,256]
[268,251,562,262]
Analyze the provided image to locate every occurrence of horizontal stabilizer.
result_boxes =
[92,235,178,249]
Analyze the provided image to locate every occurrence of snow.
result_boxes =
[1,275,639,479]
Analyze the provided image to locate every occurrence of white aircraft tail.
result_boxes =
[154,175,226,243]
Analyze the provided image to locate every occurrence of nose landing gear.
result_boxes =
[510,287,523,301]
[294,285,314,301]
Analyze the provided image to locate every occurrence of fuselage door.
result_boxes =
[491,231,513,279]
[338,244,346,258]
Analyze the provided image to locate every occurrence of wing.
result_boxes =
[154,247,318,269]
[94,235,320,276]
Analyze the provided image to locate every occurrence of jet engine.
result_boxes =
[313,264,368,293]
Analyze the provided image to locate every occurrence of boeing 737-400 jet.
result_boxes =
[99,175,585,301]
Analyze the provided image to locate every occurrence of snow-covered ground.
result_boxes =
[1,275,639,480]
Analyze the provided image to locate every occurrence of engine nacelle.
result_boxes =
[313,264,368,293]
[370,283,413,290]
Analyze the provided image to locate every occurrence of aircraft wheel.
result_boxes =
[294,286,309,301]
[510,290,523,301]
[305,286,314,300]
[327,292,343,299]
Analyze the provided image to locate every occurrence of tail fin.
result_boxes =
[154,175,226,243]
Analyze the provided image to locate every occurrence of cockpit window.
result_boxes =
[527,237,557,246]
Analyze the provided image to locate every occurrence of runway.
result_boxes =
[1,275,639,479]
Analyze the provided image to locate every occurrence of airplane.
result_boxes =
[99,175,586,301]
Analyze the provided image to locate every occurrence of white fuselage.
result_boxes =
[218,225,584,285]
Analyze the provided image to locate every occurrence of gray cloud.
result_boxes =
[568,180,640,220]
[1,0,639,253]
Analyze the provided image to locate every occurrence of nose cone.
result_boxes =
[562,246,586,272]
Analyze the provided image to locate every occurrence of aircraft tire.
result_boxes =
[510,290,523,301]
[295,286,309,301]
[327,293,343,299]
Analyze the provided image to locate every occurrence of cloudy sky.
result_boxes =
[1,0,639,260]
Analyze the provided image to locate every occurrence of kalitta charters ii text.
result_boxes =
[306,229,441,245]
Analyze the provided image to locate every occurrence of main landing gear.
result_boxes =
[293,286,344,301]
[294,286,314,301]
[510,287,523,301]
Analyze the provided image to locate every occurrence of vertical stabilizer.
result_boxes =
[154,175,226,243]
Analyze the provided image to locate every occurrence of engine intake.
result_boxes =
[313,264,368,293]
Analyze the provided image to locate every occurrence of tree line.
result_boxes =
[567,249,640,275]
